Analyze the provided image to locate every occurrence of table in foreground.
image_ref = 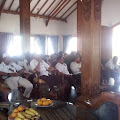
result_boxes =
[0,100,97,120]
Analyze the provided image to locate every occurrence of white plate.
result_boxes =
[36,103,53,108]
[8,116,40,120]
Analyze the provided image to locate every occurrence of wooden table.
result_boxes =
[0,100,97,120]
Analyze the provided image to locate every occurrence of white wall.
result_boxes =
[0,13,76,35]
[102,0,120,26]
[0,13,20,34]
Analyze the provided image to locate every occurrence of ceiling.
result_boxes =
[0,0,77,25]
[0,0,120,27]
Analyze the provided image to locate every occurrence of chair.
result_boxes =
[101,64,110,84]
[84,92,120,120]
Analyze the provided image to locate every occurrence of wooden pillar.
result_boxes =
[20,0,30,53]
[77,0,101,97]
[77,0,82,53]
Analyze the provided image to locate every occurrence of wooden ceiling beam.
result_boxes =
[48,0,63,16]
[0,0,6,15]
[16,0,32,12]
[8,0,14,11]
[60,1,77,18]
[31,0,41,13]
[43,0,56,16]
[2,10,66,22]
[46,0,67,26]
[54,0,71,17]
[36,0,49,15]
[65,7,77,19]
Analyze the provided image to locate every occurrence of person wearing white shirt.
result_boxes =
[55,56,77,89]
[30,54,61,97]
[70,55,81,87]
[0,53,33,101]
[105,56,120,84]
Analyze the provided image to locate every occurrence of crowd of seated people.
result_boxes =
[101,56,120,85]
[0,51,81,101]
[105,56,120,84]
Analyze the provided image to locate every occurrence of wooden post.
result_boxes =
[20,0,30,53]
[77,0,101,97]
[77,0,82,53]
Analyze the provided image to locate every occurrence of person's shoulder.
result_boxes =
[70,61,76,65]
[30,59,37,63]
[55,62,60,67]
[24,59,28,63]
[0,62,4,67]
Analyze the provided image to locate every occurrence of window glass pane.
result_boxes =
[47,37,54,55]
[66,37,77,54]
[30,37,41,54]
[7,36,22,57]
[112,25,120,61]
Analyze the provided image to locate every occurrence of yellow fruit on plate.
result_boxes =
[9,114,14,120]
[13,109,19,113]
[14,117,22,120]
[37,100,42,106]
[47,100,52,105]
[41,97,47,102]
[11,112,17,118]
[29,108,39,116]
[18,105,25,112]
[42,101,49,106]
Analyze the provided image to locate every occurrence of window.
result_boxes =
[46,37,55,55]
[112,25,120,60]
[30,37,41,54]
[7,36,22,57]
[66,37,77,54]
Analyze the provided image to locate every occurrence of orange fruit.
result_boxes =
[9,114,13,119]
[18,105,25,111]
[41,97,47,102]
[37,100,42,106]
[13,109,19,113]
[11,112,17,118]
[47,100,52,105]
[42,101,49,106]
[37,99,41,102]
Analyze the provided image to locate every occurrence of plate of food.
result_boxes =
[36,98,53,108]
[8,105,40,120]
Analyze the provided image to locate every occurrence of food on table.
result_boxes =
[41,97,47,102]
[18,105,25,112]
[11,112,17,118]
[13,109,19,113]
[37,98,52,106]
[37,99,42,106]
[9,105,40,120]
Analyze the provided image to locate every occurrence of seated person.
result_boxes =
[55,56,77,89]
[70,55,81,87]
[105,56,120,84]
[0,53,33,101]
[30,54,61,96]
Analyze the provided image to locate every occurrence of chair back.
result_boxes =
[93,101,118,120]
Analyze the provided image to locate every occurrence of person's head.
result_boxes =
[58,51,64,57]
[50,53,58,60]
[2,53,11,65]
[113,56,118,64]
[57,56,64,64]
[74,55,81,63]
[70,51,77,56]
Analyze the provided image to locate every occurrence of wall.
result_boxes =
[102,0,120,26]
[0,13,77,35]
[101,26,112,62]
